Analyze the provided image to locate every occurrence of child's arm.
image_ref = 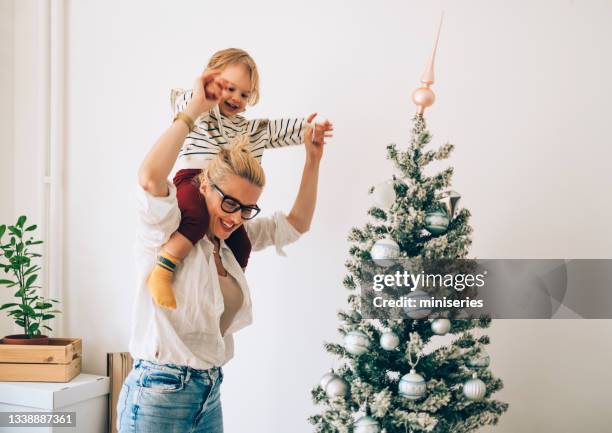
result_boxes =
[250,114,333,150]
[251,117,307,149]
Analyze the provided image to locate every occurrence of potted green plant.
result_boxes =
[0,215,61,345]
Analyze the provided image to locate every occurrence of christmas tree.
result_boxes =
[308,19,509,433]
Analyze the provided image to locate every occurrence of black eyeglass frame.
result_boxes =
[210,182,261,220]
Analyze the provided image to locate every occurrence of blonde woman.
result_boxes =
[116,70,327,432]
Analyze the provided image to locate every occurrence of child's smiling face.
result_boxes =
[217,63,252,117]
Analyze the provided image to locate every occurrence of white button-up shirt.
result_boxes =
[128,182,301,369]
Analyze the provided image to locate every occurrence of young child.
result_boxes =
[147,48,333,309]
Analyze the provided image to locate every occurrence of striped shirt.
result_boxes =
[171,88,307,170]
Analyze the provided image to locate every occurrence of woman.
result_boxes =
[116,71,328,432]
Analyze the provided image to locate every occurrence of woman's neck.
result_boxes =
[206,229,220,252]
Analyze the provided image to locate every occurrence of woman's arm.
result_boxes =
[138,70,222,197]
[286,114,333,233]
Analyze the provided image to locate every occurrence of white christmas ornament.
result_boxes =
[320,370,337,390]
[379,331,400,351]
[325,376,350,399]
[404,289,432,319]
[398,368,427,400]
[344,330,371,355]
[463,373,486,400]
[354,415,381,433]
[370,237,400,267]
[372,180,396,209]
[431,318,451,335]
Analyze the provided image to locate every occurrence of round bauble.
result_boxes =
[372,180,396,209]
[344,330,371,356]
[354,415,380,433]
[412,87,436,110]
[325,376,350,399]
[431,318,451,335]
[320,370,337,390]
[424,209,449,235]
[404,289,432,319]
[379,331,400,351]
[398,368,427,400]
[370,237,400,267]
[463,374,486,400]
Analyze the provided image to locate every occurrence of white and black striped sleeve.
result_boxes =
[170,88,194,117]
[255,117,306,149]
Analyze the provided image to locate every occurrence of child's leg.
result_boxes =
[225,225,252,269]
[147,169,209,309]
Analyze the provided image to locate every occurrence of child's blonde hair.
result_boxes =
[199,135,266,189]
[207,48,260,106]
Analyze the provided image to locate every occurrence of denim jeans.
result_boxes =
[116,359,224,433]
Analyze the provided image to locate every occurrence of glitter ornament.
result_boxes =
[379,331,400,351]
[344,330,371,355]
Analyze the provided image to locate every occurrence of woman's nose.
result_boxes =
[229,211,243,224]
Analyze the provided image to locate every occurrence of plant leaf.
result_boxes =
[0,225,5,238]
[0,303,19,310]
[28,322,39,333]
[8,226,22,237]
[42,314,55,320]
[42,325,52,331]
[17,216,26,228]
[25,274,37,288]
[25,224,37,232]
[0,279,15,285]
[20,304,36,316]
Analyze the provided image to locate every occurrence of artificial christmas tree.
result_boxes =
[309,17,509,433]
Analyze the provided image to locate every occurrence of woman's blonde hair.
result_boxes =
[207,48,260,106]
[199,135,266,189]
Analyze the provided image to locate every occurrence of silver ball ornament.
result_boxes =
[398,368,427,400]
[404,289,432,319]
[354,415,380,433]
[463,373,486,400]
[379,331,400,351]
[320,370,337,390]
[431,318,451,335]
[424,209,450,235]
[325,376,350,399]
[370,237,400,267]
[344,330,371,355]
[372,180,396,209]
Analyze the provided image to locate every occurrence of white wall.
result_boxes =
[6,0,610,432]
[0,0,15,334]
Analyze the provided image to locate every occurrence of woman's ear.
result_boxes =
[199,179,208,196]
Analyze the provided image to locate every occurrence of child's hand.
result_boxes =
[306,113,334,146]
[185,69,224,119]
[304,113,333,162]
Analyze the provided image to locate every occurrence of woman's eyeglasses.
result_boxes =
[210,183,261,220]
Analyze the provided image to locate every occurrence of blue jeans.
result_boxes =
[116,359,224,433]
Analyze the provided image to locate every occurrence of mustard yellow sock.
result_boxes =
[147,250,181,309]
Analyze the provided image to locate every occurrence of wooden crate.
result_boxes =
[0,338,82,382]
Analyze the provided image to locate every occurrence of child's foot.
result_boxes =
[147,250,181,309]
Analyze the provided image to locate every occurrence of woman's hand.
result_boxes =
[304,113,333,163]
[184,69,224,120]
